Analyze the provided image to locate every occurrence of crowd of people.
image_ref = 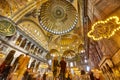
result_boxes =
[52,57,67,80]
[0,50,102,80]
[0,50,41,80]
[51,56,101,80]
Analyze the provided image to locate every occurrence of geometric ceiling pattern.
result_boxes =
[39,0,78,35]
[0,0,84,60]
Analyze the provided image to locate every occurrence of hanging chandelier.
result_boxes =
[38,0,78,35]
[87,16,120,40]
[39,63,48,69]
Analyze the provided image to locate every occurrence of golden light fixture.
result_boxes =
[91,69,102,73]
[87,16,120,40]
[71,67,79,71]
[39,0,78,34]
[46,72,53,77]
[0,54,5,58]
[39,63,48,69]
[74,70,80,75]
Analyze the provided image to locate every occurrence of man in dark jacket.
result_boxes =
[60,57,66,80]
[43,72,47,80]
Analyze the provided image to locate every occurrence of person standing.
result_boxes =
[36,74,41,80]
[0,50,15,73]
[65,69,72,80]
[89,71,95,80]
[52,56,59,80]
[30,60,36,71]
[43,72,47,80]
[16,54,30,80]
[80,70,90,80]
[59,57,66,80]
[0,50,15,80]
[11,54,24,72]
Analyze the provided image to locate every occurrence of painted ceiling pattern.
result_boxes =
[39,0,78,34]
[0,0,34,17]
[0,0,83,60]
[18,20,48,50]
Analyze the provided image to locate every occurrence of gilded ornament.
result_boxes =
[0,16,16,36]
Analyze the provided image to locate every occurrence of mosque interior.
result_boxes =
[0,0,120,80]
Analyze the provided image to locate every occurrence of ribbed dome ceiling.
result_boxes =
[39,0,78,34]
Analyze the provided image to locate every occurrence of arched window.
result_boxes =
[20,39,27,48]
[18,19,48,50]
[25,42,31,50]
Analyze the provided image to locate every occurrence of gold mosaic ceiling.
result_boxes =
[55,34,79,46]
[0,0,33,17]
[39,0,78,34]
[48,34,83,59]
[63,49,76,59]
[18,19,48,50]
[0,0,48,18]
[0,0,83,59]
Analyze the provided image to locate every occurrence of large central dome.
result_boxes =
[39,0,78,35]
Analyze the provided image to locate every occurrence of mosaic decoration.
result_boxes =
[87,16,120,40]
[54,34,78,46]
[18,20,48,50]
[0,0,11,16]
[39,0,78,35]
[78,44,84,53]
[0,16,16,36]
[0,0,34,17]
[63,49,76,59]
[49,49,59,57]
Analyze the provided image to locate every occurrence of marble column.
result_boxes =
[29,44,33,53]
[24,41,29,50]
[36,48,39,54]
[33,46,36,54]
[11,32,19,43]
[19,38,25,47]
[15,34,22,45]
